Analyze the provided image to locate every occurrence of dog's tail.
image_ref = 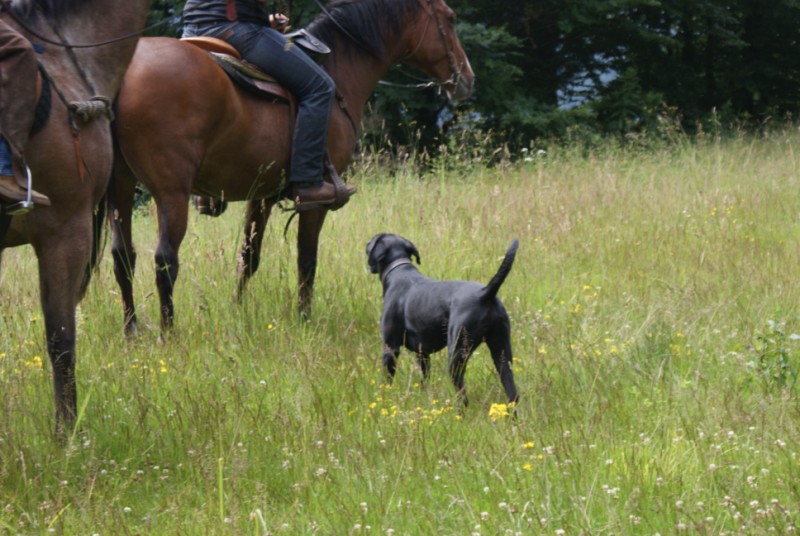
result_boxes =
[481,238,519,302]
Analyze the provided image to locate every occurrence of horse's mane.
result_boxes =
[306,0,420,61]
[11,0,79,22]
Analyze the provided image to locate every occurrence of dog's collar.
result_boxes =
[380,258,413,284]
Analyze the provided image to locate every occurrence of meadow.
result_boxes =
[2,129,800,534]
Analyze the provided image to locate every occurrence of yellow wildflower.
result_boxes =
[489,402,515,422]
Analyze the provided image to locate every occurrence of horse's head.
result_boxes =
[401,0,475,102]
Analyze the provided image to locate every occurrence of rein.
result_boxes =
[312,0,462,93]
[377,0,463,92]
[312,0,381,60]
[0,0,170,49]
[334,90,359,138]
[1,0,148,182]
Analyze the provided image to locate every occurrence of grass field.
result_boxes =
[2,130,800,534]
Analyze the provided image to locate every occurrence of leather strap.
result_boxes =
[380,258,412,284]
[226,0,237,21]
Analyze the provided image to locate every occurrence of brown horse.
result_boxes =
[0,0,151,435]
[109,0,474,333]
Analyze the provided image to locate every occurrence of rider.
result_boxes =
[0,17,50,213]
[182,0,352,211]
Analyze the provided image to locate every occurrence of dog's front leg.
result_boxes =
[415,350,431,382]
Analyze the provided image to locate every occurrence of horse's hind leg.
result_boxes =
[108,156,139,334]
[296,209,328,318]
[153,193,189,331]
[235,199,273,301]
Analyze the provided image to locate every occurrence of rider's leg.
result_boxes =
[0,20,50,209]
[209,23,348,208]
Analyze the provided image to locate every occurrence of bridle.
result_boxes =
[380,0,464,92]
[312,0,464,93]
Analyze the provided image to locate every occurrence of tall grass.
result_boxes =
[2,129,800,534]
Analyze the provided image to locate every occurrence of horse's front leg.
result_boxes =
[235,199,274,301]
[153,193,189,331]
[296,208,328,318]
[35,221,92,437]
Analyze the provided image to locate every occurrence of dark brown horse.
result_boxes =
[0,0,151,435]
[109,0,474,333]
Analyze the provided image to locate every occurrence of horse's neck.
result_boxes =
[40,0,150,97]
[327,39,408,131]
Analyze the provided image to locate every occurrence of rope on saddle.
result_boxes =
[68,96,114,122]
[36,61,112,123]
[36,64,111,182]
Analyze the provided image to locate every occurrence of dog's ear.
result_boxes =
[402,238,421,265]
[365,234,381,259]
[366,234,387,273]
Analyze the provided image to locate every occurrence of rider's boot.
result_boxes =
[292,162,356,212]
[0,163,51,215]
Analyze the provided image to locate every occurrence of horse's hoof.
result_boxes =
[123,318,138,338]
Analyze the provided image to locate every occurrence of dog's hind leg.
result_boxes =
[382,343,400,382]
[486,328,519,405]
[448,327,475,406]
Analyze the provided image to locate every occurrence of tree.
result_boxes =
[145,0,800,151]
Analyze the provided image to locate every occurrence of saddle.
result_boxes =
[181,30,330,106]
[182,36,293,105]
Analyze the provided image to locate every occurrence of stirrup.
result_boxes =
[325,161,356,212]
[278,164,356,214]
[4,166,35,216]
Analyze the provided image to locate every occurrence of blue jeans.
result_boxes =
[0,138,13,176]
[184,22,335,184]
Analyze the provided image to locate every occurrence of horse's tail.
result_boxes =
[79,192,108,300]
[480,238,519,302]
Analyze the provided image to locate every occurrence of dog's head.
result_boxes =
[366,233,421,274]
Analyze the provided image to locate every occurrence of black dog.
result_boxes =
[366,233,520,406]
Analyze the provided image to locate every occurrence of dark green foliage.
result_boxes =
[146,0,800,154]
[145,0,184,37]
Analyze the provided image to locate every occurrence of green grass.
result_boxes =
[2,130,800,534]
